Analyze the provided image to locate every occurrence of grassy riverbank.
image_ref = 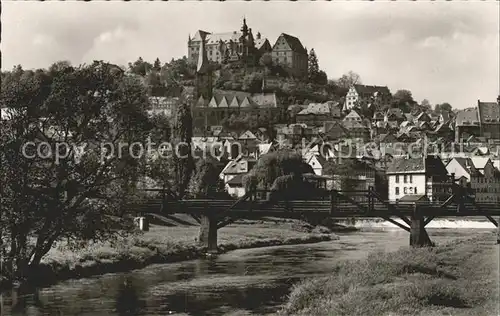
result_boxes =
[26,221,337,287]
[279,231,499,316]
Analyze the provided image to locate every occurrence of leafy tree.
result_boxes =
[243,150,313,193]
[307,49,319,82]
[128,57,153,76]
[391,89,416,113]
[323,159,359,191]
[0,61,151,282]
[187,158,225,199]
[335,71,361,89]
[259,53,273,69]
[434,102,452,115]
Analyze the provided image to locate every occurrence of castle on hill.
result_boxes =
[188,18,308,78]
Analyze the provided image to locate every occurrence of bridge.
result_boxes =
[131,188,500,251]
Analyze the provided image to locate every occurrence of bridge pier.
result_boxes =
[410,205,433,247]
[198,214,218,253]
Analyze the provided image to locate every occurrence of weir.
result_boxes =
[132,189,500,250]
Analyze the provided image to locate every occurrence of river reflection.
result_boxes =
[0,228,494,316]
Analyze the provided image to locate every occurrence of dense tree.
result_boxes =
[391,89,416,113]
[434,102,453,115]
[153,58,162,71]
[1,61,151,282]
[323,159,359,191]
[128,57,153,76]
[171,102,195,199]
[308,49,319,81]
[335,71,361,89]
[187,158,225,199]
[243,150,313,193]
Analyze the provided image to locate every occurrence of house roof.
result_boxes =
[455,108,479,126]
[276,33,307,53]
[404,113,415,121]
[386,108,405,120]
[297,103,331,115]
[226,174,244,186]
[478,101,500,124]
[220,157,257,175]
[343,120,368,130]
[255,38,270,50]
[353,84,391,96]
[470,157,490,170]
[440,112,451,123]
[387,156,447,174]
[201,90,277,108]
[239,130,257,140]
[192,31,242,44]
[398,195,429,202]
[344,109,362,120]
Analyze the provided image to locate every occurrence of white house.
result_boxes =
[219,157,257,198]
[386,156,453,202]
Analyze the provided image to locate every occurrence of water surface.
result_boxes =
[1,221,496,316]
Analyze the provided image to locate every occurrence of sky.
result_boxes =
[2,1,499,109]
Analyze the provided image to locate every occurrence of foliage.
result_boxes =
[243,150,312,191]
[434,102,453,115]
[187,158,227,199]
[391,89,417,113]
[0,61,152,282]
[335,71,362,89]
[171,102,195,199]
[128,57,153,76]
[307,49,319,81]
[323,159,359,190]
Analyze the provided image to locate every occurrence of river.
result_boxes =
[1,219,497,316]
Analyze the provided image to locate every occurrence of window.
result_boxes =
[409,175,413,183]
[395,187,400,195]
[396,175,400,183]
[404,187,407,194]
[414,187,417,194]
[404,175,408,183]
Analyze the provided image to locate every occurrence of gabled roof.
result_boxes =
[226,174,244,186]
[239,130,257,140]
[398,195,429,202]
[255,38,270,50]
[478,100,500,124]
[353,84,391,96]
[455,108,479,126]
[389,157,422,174]
[344,109,362,120]
[297,103,331,115]
[386,108,405,120]
[342,120,367,130]
[470,157,490,170]
[274,33,307,54]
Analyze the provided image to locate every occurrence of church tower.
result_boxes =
[195,31,213,131]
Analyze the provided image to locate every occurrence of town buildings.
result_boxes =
[188,19,267,65]
[188,20,308,78]
[455,97,500,142]
[386,156,453,202]
[344,84,392,111]
[271,33,309,78]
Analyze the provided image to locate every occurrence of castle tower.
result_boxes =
[195,31,212,131]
